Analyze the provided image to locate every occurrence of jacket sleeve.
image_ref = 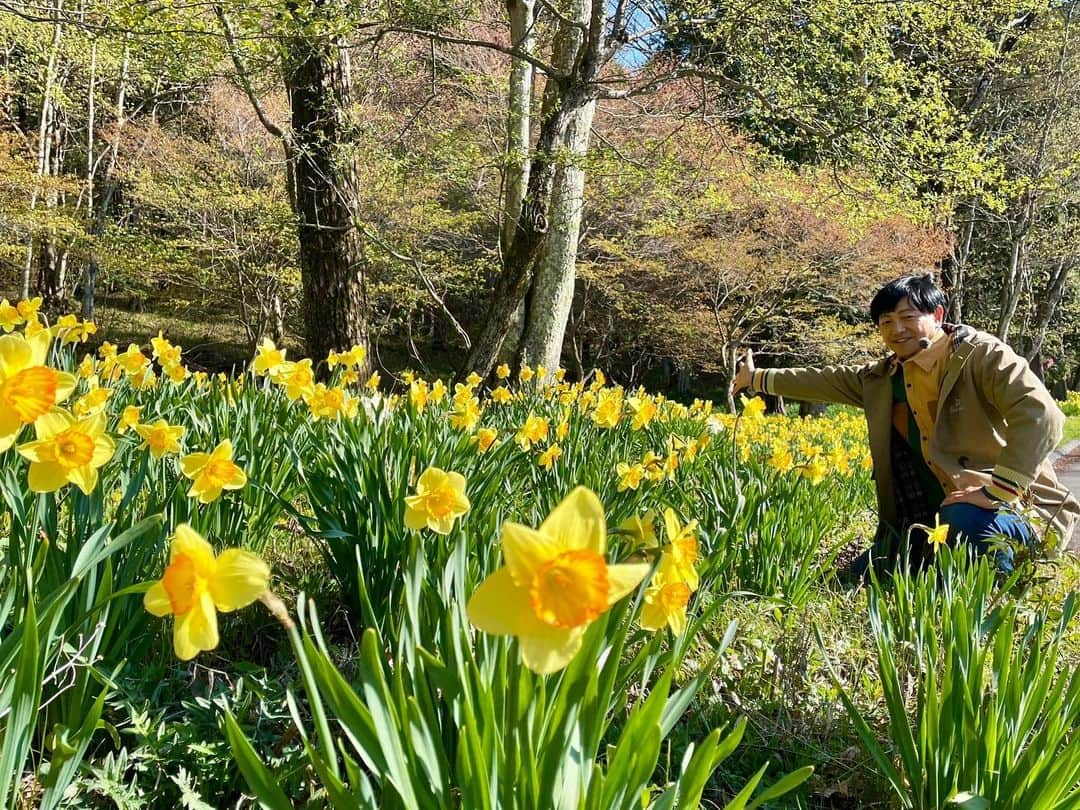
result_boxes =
[974,338,1065,500]
[749,364,870,409]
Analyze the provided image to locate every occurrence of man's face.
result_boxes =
[876,297,944,360]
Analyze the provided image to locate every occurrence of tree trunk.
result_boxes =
[519,95,596,374]
[501,0,535,258]
[1025,254,1075,363]
[283,16,369,371]
[23,0,64,302]
[462,0,602,379]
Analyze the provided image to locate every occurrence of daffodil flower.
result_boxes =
[181,440,248,503]
[135,419,186,459]
[404,467,470,534]
[467,487,650,674]
[16,407,115,494]
[662,508,700,591]
[143,524,270,660]
[0,331,76,451]
[641,556,693,635]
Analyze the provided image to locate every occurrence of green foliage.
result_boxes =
[826,548,1080,808]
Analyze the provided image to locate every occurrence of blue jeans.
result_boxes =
[938,502,1035,572]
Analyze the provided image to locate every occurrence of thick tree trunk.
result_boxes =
[284,23,369,371]
[519,95,596,373]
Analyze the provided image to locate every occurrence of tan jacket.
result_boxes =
[751,328,1080,552]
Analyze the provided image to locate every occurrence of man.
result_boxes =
[732,274,1079,575]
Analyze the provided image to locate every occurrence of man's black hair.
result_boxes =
[870,274,947,322]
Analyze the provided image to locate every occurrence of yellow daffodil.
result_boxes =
[0,299,22,331]
[490,385,512,404]
[143,524,270,660]
[16,407,115,494]
[429,379,447,402]
[277,359,315,401]
[118,405,142,433]
[76,354,96,378]
[117,344,149,376]
[404,466,470,534]
[476,427,498,453]
[538,443,562,469]
[662,508,700,591]
[518,365,535,383]
[449,397,482,431]
[592,389,623,429]
[0,330,77,451]
[740,394,766,420]
[135,419,186,459]
[495,363,511,380]
[554,368,566,382]
[516,414,549,450]
[628,395,658,430]
[801,455,828,486]
[16,297,42,322]
[641,556,693,634]
[73,385,112,417]
[642,451,664,482]
[366,371,381,390]
[616,461,645,492]
[927,516,950,551]
[181,440,248,503]
[467,487,650,674]
[410,380,429,411]
[465,371,482,388]
[165,363,189,384]
[252,338,287,378]
[555,419,569,441]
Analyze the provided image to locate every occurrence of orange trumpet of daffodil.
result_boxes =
[467,487,649,674]
[0,331,76,451]
[143,524,270,660]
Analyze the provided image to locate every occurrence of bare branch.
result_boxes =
[213,3,286,142]
[385,25,566,79]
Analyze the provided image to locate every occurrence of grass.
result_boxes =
[1063,415,1080,447]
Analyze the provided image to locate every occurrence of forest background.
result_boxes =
[1,0,1078,397]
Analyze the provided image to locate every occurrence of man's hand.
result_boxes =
[941,485,998,510]
[731,348,754,394]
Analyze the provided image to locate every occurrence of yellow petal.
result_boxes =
[222,466,247,489]
[466,566,541,635]
[518,625,585,675]
[447,471,467,495]
[67,464,99,495]
[173,590,219,660]
[210,439,234,461]
[25,329,51,367]
[416,466,447,493]
[180,452,209,477]
[34,407,73,439]
[539,486,606,554]
[91,433,116,466]
[16,438,47,462]
[27,461,68,493]
[210,549,270,611]
[502,521,562,586]
[144,581,172,616]
[197,483,224,504]
[53,371,76,403]
[428,514,455,535]
[404,502,428,530]
[0,333,32,377]
[605,563,651,606]
[0,431,16,452]
[171,524,216,572]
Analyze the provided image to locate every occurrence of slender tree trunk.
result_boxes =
[23,0,64,301]
[1026,254,1075,362]
[283,16,369,371]
[519,97,595,373]
[498,0,536,364]
[83,45,128,321]
[501,0,534,257]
